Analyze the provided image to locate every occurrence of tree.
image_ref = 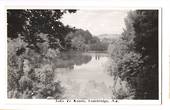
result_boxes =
[133,10,159,99]
[71,36,86,51]
[7,9,77,99]
[64,29,93,51]
[7,9,76,51]
[108,10,158,99]
[133,10,158,64]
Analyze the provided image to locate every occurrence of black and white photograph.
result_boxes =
[7,9,160,101]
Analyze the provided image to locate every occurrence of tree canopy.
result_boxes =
[7,9,76,51]
[109,10,159,99]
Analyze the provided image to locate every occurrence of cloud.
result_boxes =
[61,10,129,35]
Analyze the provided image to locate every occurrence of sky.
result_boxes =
[61,10,129,36]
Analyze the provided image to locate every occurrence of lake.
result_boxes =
[53,52,113,99]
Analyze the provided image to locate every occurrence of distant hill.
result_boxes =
[96,34,120,40]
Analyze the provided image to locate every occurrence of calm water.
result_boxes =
[54,52,113,99]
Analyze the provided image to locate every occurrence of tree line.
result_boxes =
[7,9,109,99]
[108,10,158,99]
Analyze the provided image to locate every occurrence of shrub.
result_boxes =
[19,75,33,91]
[34,64,54,85]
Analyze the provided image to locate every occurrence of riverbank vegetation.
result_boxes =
[7,10,70,98]
[108,10,158,99]
[7,10,109,99]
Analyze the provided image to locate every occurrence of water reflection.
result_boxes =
[53,52,113,99]
[53,52,92,69]
[95,55,100,60]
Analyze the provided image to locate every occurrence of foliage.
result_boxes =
[71,36,87,51]
[19,75,33,91]
[133,10,158,60]
[133,10,159,99]
[108,38,138,99]
[7,37,27,91]
[7,10,76,98]
[64,29,110,52]
[64,29,93,51]
[90,42,107,51]
[89,38,109,52]
[7,46,64,99]
[7,11,75,98]
[7,9,76,51]
[46,48,60,59]
[108,10,158,99]
[34,64,53,84]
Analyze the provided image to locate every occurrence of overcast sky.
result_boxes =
[61,10,129,36]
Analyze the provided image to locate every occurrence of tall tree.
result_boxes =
[133,10,159,99]
[7,9,76,51]
[109,10,159,99]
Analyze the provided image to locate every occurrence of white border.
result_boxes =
[1,0,169,109]
[2,6,162,105]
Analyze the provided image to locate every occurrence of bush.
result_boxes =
[34,64,54,84]
[19,75,33,91]
[7,37,63,99]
